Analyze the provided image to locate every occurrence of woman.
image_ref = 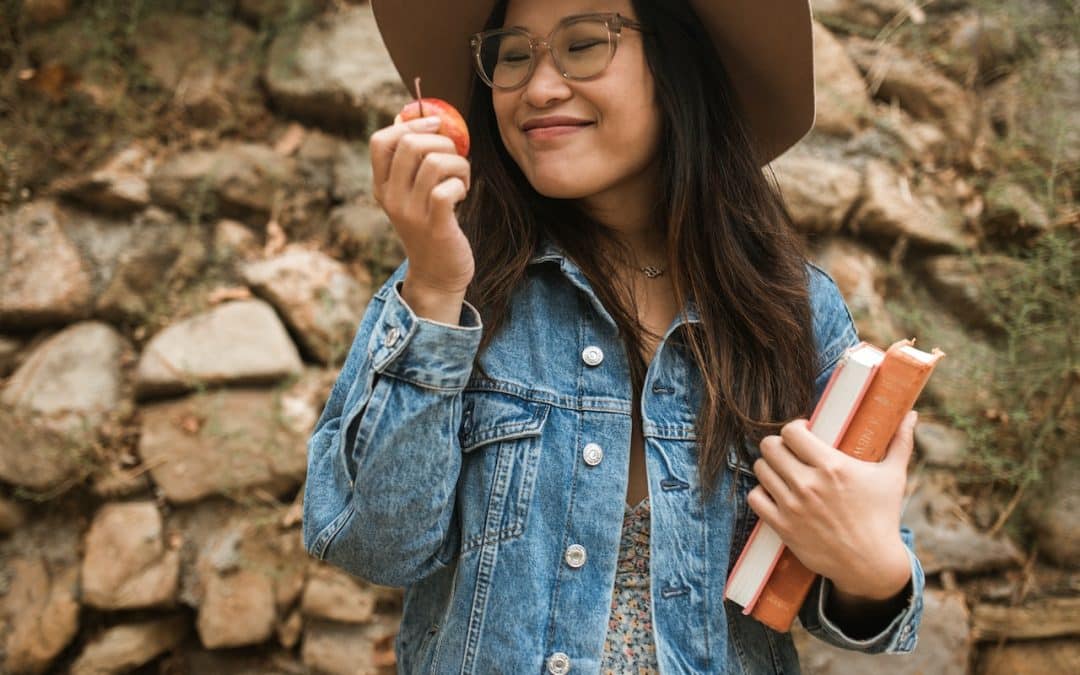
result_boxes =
[304,0,925,672]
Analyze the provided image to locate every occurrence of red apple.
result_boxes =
[399,97,470,158]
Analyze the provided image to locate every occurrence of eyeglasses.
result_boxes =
[470,12,648,91]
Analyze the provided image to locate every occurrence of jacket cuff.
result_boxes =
[803,527,924,654]
[368,280,482,391]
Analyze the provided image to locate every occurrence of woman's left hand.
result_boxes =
[746,410,918,601]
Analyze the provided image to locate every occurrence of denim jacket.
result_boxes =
[303,237,925,674]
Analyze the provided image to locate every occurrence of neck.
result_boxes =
[578,158,666,266]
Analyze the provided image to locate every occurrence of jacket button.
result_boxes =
[582,443,604,466]
[581,345,604,366]
[564,544,587,568]
[546,651,571,674]
[384,326,400,347]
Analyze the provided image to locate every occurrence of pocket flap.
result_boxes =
[459,391,550,453]
[726,441,760,478]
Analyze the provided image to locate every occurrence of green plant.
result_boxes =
[888,228,1077,526]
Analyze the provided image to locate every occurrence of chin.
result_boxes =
[523,165,603,199]
[529,179,595,199]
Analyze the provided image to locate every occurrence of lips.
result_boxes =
[521,116,593,131]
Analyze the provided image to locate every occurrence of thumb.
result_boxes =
[882,410,918,469]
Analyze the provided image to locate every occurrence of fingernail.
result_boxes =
[412,116,441,131]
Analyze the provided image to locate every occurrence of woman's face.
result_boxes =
[494,0,662,202]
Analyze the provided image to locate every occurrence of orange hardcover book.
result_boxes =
[748,338,944,632]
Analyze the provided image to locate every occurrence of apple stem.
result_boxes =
[414,77,424,117]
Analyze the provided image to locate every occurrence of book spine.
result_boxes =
[749,340,942,632]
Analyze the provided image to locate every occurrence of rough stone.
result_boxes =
[79,208,210,324]
[978,638,1080,675]
[810,21,873,137]
[0,321,129,491]
[1026,454,1080,568]
[213,219,263,266]
[902,473,1023,574]
[1,557,80,675]
[149,144,294,220]
[134,299,303,398]
[328,202,404,266]
[850,160,972,250]
[70,615,189,675]
[81,501,181,610]
[0,495,27,533]
[263,4,410,133]
[134,12,261,128]
[945,11,1020,84]
[845,35,977,146]
[242,245,373,364]
[302,563,376,623]
[197,568,277,648]
[0,334,23,376]
[842,102,950,167]
[810,237,900,346]
[981,179,1051,242]
[921,254,1026,333]
[138,387,309,503]
[770,153,861,233]
[301,616,401,675]
[1,321,127,432]
[0,201,93,327]
[811,0,913,32]
[54,144,153,213]
[913,419,968,468]
[23,0,70,26]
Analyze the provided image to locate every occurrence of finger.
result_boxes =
[779,418,835,468]
[386,131,458,202]
[412,152,470,215]
[428,177,467,227]
[757,434,810,495]
[883,410,918,469]
[370,116,442,191]
[746,485,786,535]
[752,457,798,513]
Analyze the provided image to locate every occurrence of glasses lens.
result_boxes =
[479,32,533,88]
[554,18,613,79]
[476,18,615,89]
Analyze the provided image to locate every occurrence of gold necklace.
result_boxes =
[639,264,666,278]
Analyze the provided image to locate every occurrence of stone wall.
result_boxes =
[0,0,1076,673]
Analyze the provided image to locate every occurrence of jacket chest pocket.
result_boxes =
[457,390,551,555]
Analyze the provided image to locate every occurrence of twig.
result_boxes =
[987,482,1025,537]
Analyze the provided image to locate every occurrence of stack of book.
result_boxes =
[724,338,944,632]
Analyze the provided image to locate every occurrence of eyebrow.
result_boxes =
[505,9,613,32]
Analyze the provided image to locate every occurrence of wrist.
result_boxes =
[400,276,468,326]
[833,541,912,601]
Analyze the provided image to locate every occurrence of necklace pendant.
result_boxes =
[641,265,665,279]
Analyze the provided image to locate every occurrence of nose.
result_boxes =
[521,45,572,108]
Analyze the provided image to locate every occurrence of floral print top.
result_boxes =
[600,495,660,673]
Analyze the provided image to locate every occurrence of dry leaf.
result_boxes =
[207,286,252,304]
[264,219,287,257]
[274,123,306,156]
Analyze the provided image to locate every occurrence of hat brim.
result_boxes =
[371,0,815,165]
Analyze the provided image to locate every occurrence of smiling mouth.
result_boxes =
[524,123,594,139]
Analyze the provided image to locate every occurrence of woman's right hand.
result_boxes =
[370,115,475,301]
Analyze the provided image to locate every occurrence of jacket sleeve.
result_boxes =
[795,262,925,653]
[302,259,483,587]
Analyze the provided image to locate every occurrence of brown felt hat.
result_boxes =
[371,0,816,166]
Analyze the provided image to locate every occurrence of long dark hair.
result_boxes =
[458,0,818,503]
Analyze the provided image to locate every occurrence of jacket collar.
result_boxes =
[527,236,702,331]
